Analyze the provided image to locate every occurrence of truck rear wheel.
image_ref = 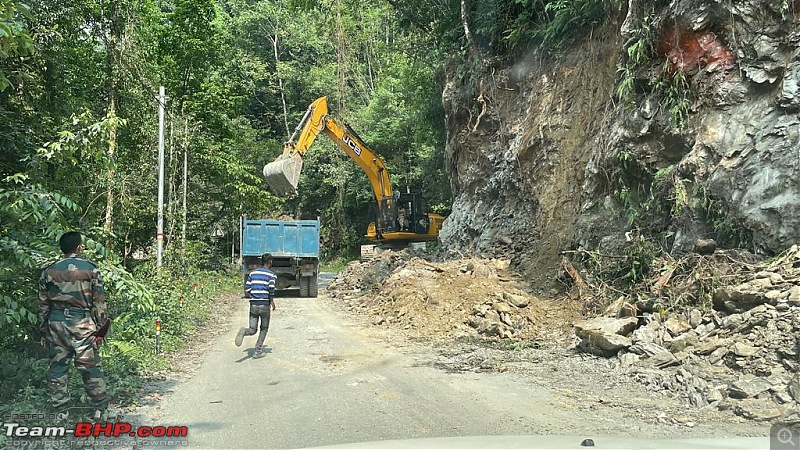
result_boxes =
[308,275,318,298]
[299,276,309,297]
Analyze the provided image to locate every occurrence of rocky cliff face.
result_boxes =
[439,0,800,287]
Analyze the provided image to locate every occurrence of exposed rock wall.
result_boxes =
[440,0,800,284]
[440,31,621,286]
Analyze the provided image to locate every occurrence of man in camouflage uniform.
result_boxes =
[38,231,109,414]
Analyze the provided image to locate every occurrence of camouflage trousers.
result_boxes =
[45,313,108,410]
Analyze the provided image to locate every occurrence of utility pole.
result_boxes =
[182,120,188,252]
[239,214,244,266]
[157,86,166,268]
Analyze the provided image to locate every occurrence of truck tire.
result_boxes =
[299,276,309,297]
[309,275,319,298]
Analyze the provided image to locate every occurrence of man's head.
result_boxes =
[261,253,273,267]
[59,231,82,255]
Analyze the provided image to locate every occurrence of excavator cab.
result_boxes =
[370,193,434,240]
[394,193,430,234]
[377,197,398,233]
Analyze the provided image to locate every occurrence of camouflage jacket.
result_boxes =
[38,254,108,331]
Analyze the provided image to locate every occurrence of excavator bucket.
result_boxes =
[263,153,303,197]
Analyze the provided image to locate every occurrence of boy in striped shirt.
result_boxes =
[236,253,277,358]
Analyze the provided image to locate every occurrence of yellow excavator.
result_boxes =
[262,96,445,245]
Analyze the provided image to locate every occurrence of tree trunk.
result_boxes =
[182,115,189,252]
[103,3,119,248]
[104,89,116,244]
[460,0,477,56]
[269,31,290,140]
[167,118,182,246]
[335,0,346,111]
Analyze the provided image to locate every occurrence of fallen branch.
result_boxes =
[472,83,488,133]
[651,265,677,295]
[562,256,589,295]
[418,260,445,272]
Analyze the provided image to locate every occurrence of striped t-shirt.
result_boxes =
[245,267,276,303]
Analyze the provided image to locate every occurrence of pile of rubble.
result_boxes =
[329,250,578,342]
[574,245,800,421]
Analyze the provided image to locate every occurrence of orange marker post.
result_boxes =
[155,320,162,353]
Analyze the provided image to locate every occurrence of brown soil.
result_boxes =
[330,250,583,343]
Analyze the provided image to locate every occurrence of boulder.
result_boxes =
[575,317,638,356]
[576,330,633,355]
[729,377,773,399]
[619,352,641,367]
[667,332,698,353]
[732,342,758,357]
[733,399,783,421]
[650,351,680,369]
[665,317,692,336]
[789,374,800,402]
[574,316,639,336]
[492,301,513,314]
[603,297,638,318]
[485,309,502,324]
[765,290,784,301]
[574,317,639,355]
[629,342,669,357]
[788,286,800,304]
[492,259,511,272]
[693,239,717,255]
[502,292,529,308]
[472,303,491,315]
[713,285,768,312]
[632,320,661,344]
[688,309,703,328]
[706,388,724,403]
[694,338,728,355]
[775,391,794,404]
[708,347,729,364]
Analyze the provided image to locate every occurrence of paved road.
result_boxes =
[136,274,565,448]
[133,274,769,449]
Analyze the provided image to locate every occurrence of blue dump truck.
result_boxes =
[242,219,320,297]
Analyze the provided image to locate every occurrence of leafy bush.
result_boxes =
[477,0,609,54]
[0,176,237,418]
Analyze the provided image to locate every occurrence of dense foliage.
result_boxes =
[1,0,455,415]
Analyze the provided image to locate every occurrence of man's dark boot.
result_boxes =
[235,327,246,347]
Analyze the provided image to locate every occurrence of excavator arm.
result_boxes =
[263,96,445,243]
[263,96,393,203]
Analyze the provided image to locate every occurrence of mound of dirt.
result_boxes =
[329,250,580,343]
